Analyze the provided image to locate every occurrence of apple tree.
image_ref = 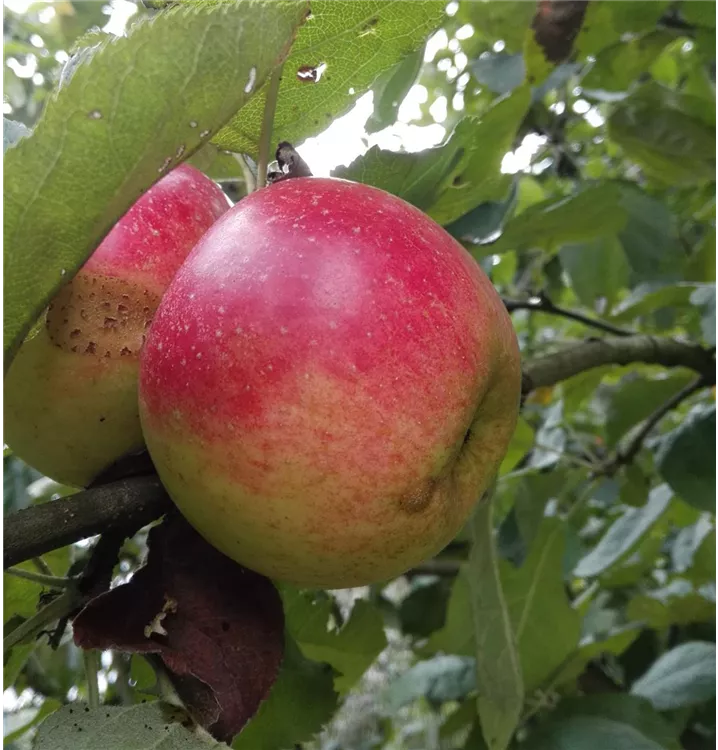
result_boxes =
[3,1,716,749]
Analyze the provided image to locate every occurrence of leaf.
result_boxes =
[73,514,284,743]
[498,417,535,476]
[582,30,676,94]
[617,187,684,282]
[332,130,464,211]
[459,0,537,52]
[627,578,715,628]
[424,568,474,657]
[527,715,666,750]
[448,188,518,249]
[690,284,716,345]
[630,641,716,710]
[470,53,526,95]
[608,86,716,186]
[655,403,716,513]
[283,588,386,695]
[398,578,451,638]
[671,515,715,577]
[551,626,642,688]
[492,183,628,254]
[232,636,337,750]
[528,399,565,470]
[560,236,630,311]
[365,45,424,133]
[386,655,477,710]
[611,283,699,323]
[543,694,681,750]
[3,1,306,369]
[3,117,30,152]
[425,86,531,226]
[503,518,581,693]
[574,485,673,578]
[467,496,523,750]
[34,702,226,749]
[604,372,695,447]
[213,1,446,154]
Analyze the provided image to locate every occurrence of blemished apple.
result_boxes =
[4,164,229,488]
[139,177,522,588]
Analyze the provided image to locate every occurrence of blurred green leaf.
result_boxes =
[470,53,525,95]
[386,655,476,710]
[655,403,716,512]
[233,636,338,750]
[630,641,716,710]
[3,697,61,745]
[399,578,450,638]
[540,694,681,750]
[604,372,695,447]
[283,588,386,694]
[560,236,630,311]
[690,285,716,345]
[492,183,628,253]
[627,578,715,628]
[608,86,716,186]
[527,715,666,750]
[3,0,307,368]
[460,0,536,52]
[617,187,684,282]
[582,30,675,94]
[574,485,673,578]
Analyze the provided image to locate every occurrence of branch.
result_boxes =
[523,335,715,393]
[503,294,635,337]
[3,476,172,569]
[602,374,710,474]
[3,337,714,569]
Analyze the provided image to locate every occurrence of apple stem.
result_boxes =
[233,153,256,194]
[256,63,284,190]
[84,649,101,708]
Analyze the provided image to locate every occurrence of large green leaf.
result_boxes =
[233,636,338,750]
[491,183,628,254]
[503,518,581,693]
[213,0,446,154]
[468,496,523,750]
[458,0,537,52]
[3,0,306,369]
[630,641,716,710]
[527,715,665,750]
[574,485,673,578]
[655,403,716,512]
[35,702,225,749]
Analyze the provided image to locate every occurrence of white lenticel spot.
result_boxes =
[157,342,163,351]
[235,327,243,334]
[218,306,225,314]
[196,352,202,359]
[215,330,222,337]
[245,66,257,93]
[329,321,337,329]
[181,359,186,366]
[352,227,361,234]
[189,120,198,128]
[88,110,102,119]
[280,327,288,334]
[199,129,210,138]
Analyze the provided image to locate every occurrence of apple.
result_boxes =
[4,164,229,488]
[139,177,521,588]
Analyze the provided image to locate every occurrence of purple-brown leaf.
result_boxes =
[73,512,284,742]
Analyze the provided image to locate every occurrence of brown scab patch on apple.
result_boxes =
[46,273,160,359]
[397,477,437,515]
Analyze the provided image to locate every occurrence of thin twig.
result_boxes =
[503,293,635,337]
[32,557,54,576]
[602,374,710,474]
[5,567,72,589]
[256,64,283,190]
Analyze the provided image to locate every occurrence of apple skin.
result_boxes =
[4,164,229,488]
[139,177,521,588]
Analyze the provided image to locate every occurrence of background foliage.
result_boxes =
[3,1,716,749]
